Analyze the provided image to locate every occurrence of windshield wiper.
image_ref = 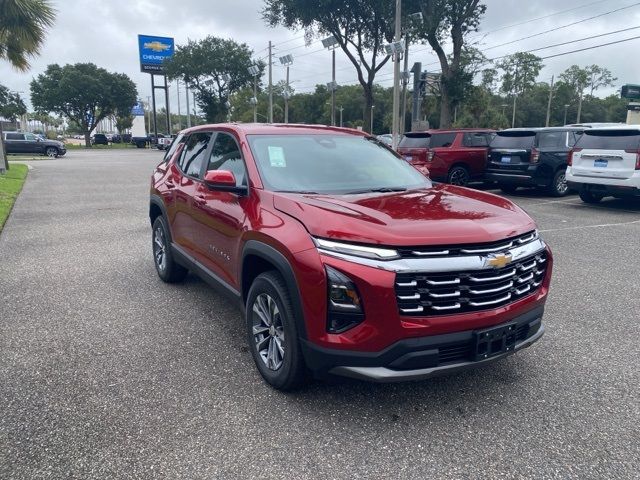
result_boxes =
[346,187,407,195]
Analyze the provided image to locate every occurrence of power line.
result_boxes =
[538,33,640,59]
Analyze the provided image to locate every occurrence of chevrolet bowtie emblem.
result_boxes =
[144,41,171,52]
[486,253,513,269]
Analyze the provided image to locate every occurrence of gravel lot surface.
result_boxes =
[1,149,639,479]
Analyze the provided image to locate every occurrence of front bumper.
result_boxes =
[302,305,545,382]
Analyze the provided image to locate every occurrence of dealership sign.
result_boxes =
[138,34,174,74]
[131,101,145,116]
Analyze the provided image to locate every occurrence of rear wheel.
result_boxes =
[547,170,569,197]
[579,190,604,204]
[447,165,470,186]
[500,184,519,194]
[246,271,307,391]
[45,147,58,158]
[152,216,188,283]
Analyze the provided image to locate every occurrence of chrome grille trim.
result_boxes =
[469,293,512,307]
[469,282,513,295]
[411,250,450,256]
[469,269,516,283]
[432,303,461,311]
[460,242,514,254]
[428,291,461,298]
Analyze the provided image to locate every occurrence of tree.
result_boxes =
[411,0,486,128]
[263,0,400,131]
[30,63,138,146]
[164,37,260,123]
[0,0,55,171]
[115,113,134,133]
[496,52,543,127]
[0,84,27,121]
[0,0,55,71]
[587,65,616,97]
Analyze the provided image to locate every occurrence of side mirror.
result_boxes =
[204,170,248,195]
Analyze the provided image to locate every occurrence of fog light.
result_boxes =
[325,265,364,333]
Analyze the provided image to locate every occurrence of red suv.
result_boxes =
[150,124,552,390]
[398,129,495,186]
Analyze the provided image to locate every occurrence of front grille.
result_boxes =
[397,230,537,258]
[395,251,548,316]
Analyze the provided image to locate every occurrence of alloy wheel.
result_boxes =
[556,172,568,195]
[449,167,469,186]
[153,226,167,272]
[252,293,285,370]
[46,148,57,158]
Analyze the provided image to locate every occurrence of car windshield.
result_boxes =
[399,133,431,149]
[577,130,640,150]
[491,132,536,149]
[247,134,431,195]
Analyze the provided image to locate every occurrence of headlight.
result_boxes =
[314,237,399,260]
[325,265,364,333]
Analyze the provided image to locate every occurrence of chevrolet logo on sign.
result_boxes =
[485,253,513,269]
[144,41,172,52]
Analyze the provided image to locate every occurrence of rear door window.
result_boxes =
[5,133,24,140]
[399,133,431,148]
[537,131,567,149]
[178,132,212,178]
[491,132,536,149]
[163,133,185,163]
[463,132,491,147]
[577,131,640,150]
[429,133,456,148]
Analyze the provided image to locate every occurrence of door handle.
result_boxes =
[194,194,207,205]
[165,178,176,189]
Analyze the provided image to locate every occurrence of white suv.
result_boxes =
[566,126,640,203]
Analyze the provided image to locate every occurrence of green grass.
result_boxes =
[0,163,29,232]
[7,154,50,161]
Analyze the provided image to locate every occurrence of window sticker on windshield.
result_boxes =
[268,146,286,167]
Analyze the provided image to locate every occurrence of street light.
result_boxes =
[248,65,261,123]
[279,54,294,123]
[563,104,570,125]
[322,35,339,126]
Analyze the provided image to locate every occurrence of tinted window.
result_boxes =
[178,132,212,178]
[568,131,582,146]
[163,133,185,163]
[463,132,491,147]
[24,133,37,141]
[430,133,457,148]
[5,133,24,140]
[491,132,536,149]
[537,131,567,149]
[207,133,246,186]
[399,133,431,148]
[577,131,640,150]
[248,134,430,194]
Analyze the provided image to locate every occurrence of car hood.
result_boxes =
[273,185,536,246]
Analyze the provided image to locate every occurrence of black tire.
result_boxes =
[45,147,58,158]
[246,271,307,391]
[500,184,519,194]
[547,169,569,197]
[152,216,188,283]
[447,165,470,186]
[579,190,604,204]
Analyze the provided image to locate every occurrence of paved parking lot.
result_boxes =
[1,149,639,479]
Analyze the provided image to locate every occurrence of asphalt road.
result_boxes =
[1,149,639,479]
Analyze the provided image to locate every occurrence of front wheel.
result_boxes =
[45,147,58,158]
[579,190,604,204]
[547,170,569,197]
[246,271,307,391]
[447,165,470,186]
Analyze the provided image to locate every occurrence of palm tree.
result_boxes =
[0,0,55,71]
[0,0,55,173]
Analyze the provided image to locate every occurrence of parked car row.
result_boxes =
[396,125,640,202]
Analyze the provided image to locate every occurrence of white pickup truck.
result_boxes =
[156,135,175,150]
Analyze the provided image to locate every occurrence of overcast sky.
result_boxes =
[3,0,640,112]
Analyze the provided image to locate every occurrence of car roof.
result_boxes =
[497,127,584,134]
[582,125,640,134]
[180,123,369,137]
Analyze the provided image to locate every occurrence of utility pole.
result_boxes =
[512,95,517,128]
[331,48,336,126]
[545,75,554,127]
[176,80,182,131]
[285,64,290,123]
[192,91,197,125]
[185,85,191,128]
[370,105,375,133]
[411,62,422,128]
[577,92,584,123]
[254,75,258,123]
[391,0,402,150]
[400,35,410,135]
[563,104,570,125]
[339,106,344,127]
[268,41,273,123]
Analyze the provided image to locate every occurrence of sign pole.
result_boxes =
[151,75,158,145]
[164,76,171,135]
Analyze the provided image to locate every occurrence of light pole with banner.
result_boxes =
[138,34,174,139]
[322,35,339,126]
[279,54,294,124]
